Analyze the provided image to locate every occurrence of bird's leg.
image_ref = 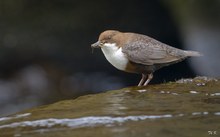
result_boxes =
[138,74,147,86]
[143,73,153,86]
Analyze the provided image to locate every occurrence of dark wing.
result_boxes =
[122,36,186,65]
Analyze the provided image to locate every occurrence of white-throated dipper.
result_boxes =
[91,30,202,86]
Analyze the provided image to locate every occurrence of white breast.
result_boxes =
[101,43,129,71]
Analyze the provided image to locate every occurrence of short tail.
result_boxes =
[184,50,203,57]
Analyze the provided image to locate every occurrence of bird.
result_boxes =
[91,30,202,86]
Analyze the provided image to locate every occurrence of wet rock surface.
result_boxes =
[0,77,220,137]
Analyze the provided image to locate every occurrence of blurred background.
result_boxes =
[0,0,220,116]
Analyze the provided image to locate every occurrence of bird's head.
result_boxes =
[91,30,122,49]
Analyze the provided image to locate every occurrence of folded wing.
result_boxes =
[122,36,187,65]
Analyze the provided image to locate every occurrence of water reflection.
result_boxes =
[0,78,219,136]
[103,93,128,115]
[0,112,219,130]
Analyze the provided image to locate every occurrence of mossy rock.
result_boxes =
[0,77,220,137]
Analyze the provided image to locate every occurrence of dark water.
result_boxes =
[0,77,219,137]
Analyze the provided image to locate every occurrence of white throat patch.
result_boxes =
[101,43,129,71]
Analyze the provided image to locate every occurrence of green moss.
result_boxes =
[0,77,220,137]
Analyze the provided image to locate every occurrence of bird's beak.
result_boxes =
[91,41,101,48]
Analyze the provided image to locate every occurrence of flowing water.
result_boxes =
[0,77,219,137]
